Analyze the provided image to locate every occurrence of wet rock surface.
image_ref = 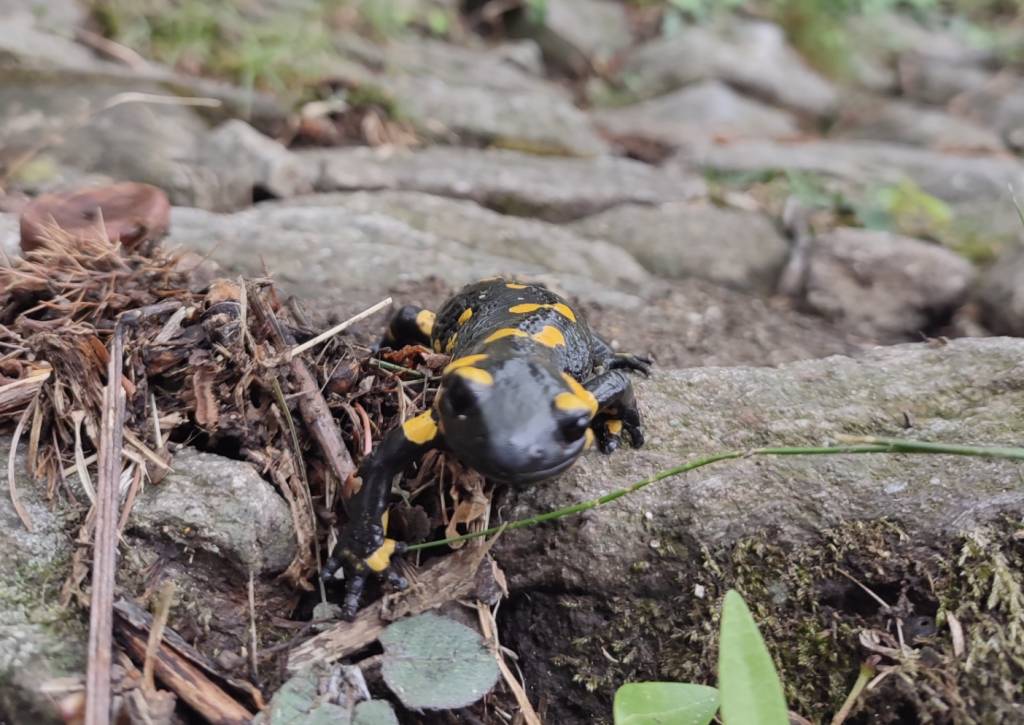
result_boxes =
[0,439,84,724]
[497,337,1024,721]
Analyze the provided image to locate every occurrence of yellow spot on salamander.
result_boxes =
[453,367,494,385]
[457,307,474,325]
[484,328,529,343]
[416,309,435,337]
[555,392,593,414]
[506,282,527,289]
[606,419,623,435]
[365,538,397,572]
[561,372,599,416]
[445,333,459,353]
[402,411,438,444]
[509,302,576,322]
[585,428,595,450]
[444,354,488,374]
[532,325,566,348]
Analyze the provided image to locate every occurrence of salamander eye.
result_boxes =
[443,376,477,420]
[559,412,591,442]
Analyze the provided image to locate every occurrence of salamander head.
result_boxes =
[437,353,596,484]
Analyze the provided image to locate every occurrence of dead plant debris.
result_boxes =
[0,219,512,720]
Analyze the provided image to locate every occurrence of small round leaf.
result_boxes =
[380,612,499,709]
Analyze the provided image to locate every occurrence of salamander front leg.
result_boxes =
[323,410,441,619]
[590,333,652,376]
[584,370,644,453]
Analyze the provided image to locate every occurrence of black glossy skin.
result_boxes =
[324,277,649,618]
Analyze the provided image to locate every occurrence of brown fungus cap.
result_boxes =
[19,182,171,254]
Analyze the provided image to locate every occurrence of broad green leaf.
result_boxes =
[380,612,499,709]
[718,590,789,725]
[613,682,719,725]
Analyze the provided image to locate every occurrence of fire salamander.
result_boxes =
[323,277,650,618]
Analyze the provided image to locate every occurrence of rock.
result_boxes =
[898,55,991,106]
[0,436,85,723]
[166,200,650,311]
[977,246,1024,336]
[329,35,608,156]
[0,0,84,33]
[0,13,289,209]
[619,20,838,118]
[306,146,706,222]
[199,120,315,206]
[830,96,1005,153]
[676,139,1024,202]
[497,337,1024,722]
[517,0,633,76]
[276,190,650,288]
[571,201,789,294]
[128,446,297,575]
[592,80,799,146]
[950,76,1024,153]
[801,227,975,341]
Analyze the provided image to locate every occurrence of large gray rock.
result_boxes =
[276,191,650,288]
[977,246,1024,337]
[619,20,838,118]
[677,139,1024,206]
[306,146,706,222]
[328,34,608,156]
[501,336,1024,588]
[571,201,789,294]
[592,80,799,146]
[497,337,1024,721]
[199,120,316,206]
[0,437,85,723]
[898,55,991,106]
[129,447,297,575]
[801,227,975,341]
[951,76,1024,152]
[520,0,633,76]
[831,96,1005,152]
[166,201,650,310]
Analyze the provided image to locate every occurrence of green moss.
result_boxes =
[549,518,1024,723]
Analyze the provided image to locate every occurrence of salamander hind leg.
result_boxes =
[590,333,653,376]
[374,304,436,352]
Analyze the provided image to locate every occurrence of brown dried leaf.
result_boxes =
[192,367,219,429]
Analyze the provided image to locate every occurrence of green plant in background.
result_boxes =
[613,590,789,725]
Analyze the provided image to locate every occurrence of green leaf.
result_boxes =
[353,700,400,725]
[613,682,719,725]
[718,590,789,725]
[379,612,499,710]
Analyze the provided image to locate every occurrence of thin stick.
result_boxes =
[286,297,391,360]
[85,321,127,725]
[406,438,1024,552]
[248,571,259,680]
[7,396,37,531]
[143,581,176,693]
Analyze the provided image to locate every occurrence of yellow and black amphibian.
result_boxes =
[324,277,650,618]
